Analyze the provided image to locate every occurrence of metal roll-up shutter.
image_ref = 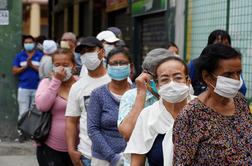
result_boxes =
[141,13,167,59]
[112,9,131,49]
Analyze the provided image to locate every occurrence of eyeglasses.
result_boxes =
[108,61,129,66]
[157,74,188,85]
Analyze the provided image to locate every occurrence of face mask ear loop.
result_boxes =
[146,83,160,100]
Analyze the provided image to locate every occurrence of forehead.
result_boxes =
[53,53,72,62]
[168,46,178,52]
[109,53,129,62]
[156,60,185,77]
[81,46,99,53]
[215,57,241,74]
[62,34,75,41]
[24,38,34,43]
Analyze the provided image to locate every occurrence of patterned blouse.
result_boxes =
[173,94,252,165]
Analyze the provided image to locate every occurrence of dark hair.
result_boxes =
[106,47,132,65]
[35,35,47,44]
[154,56,188,79]
[167,42,178,49]
[52,48,75,64]
[22,35,35,45]
[207,29,231,46]
[195,44,241,83]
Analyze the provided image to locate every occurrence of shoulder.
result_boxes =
[177,98,206,122]
[69,79,85,96]
[35,50,43,56]
[187,58,196,67]
[38,78,51,87]
[91,84,108,96]
[139,100,159,118]
[121,88,137,100]
[235,92,248,103]
[71,77,88,89]
[15,50,25,57]
[235,92,250,112]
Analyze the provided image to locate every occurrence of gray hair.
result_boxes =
[142,48,173,75]
[61,32,77,42]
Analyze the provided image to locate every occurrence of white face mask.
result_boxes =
[60,41,70,49]
[80,52,101,70]
[212,76,242,98]
[104,43,115,57]
[53,66,73,82]
[158,81,190,103]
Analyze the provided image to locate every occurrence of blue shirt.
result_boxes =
[118,89,158,126]
[13,50,43,89]
[87,84,128,163]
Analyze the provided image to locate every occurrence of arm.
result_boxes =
[172,108,201,165]
[65,85,83,166]
[35,77,61,112]
[87,90,120,164]
[12,66,27,75]
[12,53,26,75]
[118,73,150,141]
[131,154,146,166]
[66,116,83,166]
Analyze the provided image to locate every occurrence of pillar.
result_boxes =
[30,3,40,37]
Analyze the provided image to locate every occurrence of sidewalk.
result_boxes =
[0,141,38,166]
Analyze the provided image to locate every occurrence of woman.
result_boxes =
[124,56,195,166]
[87,47,133,166]
[173,44,252,165]
[188,29,247,96]
[35,49,77,166]
[12,35,43,142]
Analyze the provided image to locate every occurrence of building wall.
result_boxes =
[50,0,177,75]
[0,0,22,140]
[185,0,252,99]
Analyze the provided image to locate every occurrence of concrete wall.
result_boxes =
[0,1,22,140]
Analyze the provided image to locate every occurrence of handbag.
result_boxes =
[18,104,52,143]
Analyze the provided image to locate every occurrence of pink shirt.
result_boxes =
[35,77,77,152]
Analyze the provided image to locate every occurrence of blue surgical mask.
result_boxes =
[24,43,35,51]
[107,64,130,81]
[149,80,158,94]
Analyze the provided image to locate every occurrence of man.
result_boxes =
[60,32,77,51]
[65,36,111,166]
[60,32,82,75]
[107,27,126,47]
[96,30,120,57]
[12,35,43,142]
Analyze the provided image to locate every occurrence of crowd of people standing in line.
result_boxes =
[11,28,252,166]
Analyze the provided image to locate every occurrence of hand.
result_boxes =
[69,150,83,166]
[115,154,124,166]
[110,154,124,166]
[27,57,33,67]
[135,72,152,93]
[53,66,66,81]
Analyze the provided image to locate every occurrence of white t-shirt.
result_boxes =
[65,73,111,158]
[79,65,88,78]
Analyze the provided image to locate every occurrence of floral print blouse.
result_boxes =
[173,94,252,165]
